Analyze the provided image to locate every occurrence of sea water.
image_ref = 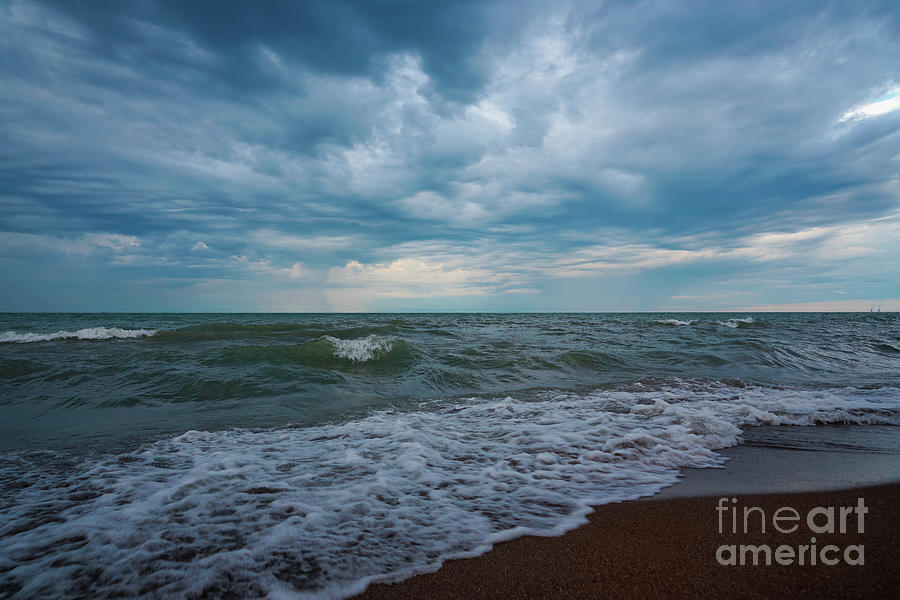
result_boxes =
[1,312,898,598]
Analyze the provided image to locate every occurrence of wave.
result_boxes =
[0,327,158,343]
[558,349,626,369]
[653,317,755,328]
[323,334,397,363]
[0,323,400,348]
[718,317,754,328]
[873,342,900,354]
[2,381,898,599]
[208,334,413,370]
[298,334,414,369]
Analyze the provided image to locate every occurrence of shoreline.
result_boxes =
[356,428,900,599]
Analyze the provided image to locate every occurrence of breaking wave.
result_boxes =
[0,327,158,343]
[655,318,696,326]
[719,317,754,328]
[294,334,413,368]
[323,334,398,363]
[208,335,414,371]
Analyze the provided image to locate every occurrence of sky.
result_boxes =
[1,0,899,312]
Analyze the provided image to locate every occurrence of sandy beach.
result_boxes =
[358,432,900,600]
[357,484,899,600]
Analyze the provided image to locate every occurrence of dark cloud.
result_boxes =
[37,0,504,102]
[1,0,899,310]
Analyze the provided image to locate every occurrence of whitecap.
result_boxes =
[655,318,696,326]
[0,327,158,343]
[323,334,396,362]
[718,317,754,328]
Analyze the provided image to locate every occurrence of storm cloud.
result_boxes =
[1,0,898,310]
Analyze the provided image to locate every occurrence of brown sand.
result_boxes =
[355,483,900,599]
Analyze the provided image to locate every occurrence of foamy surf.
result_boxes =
[0,327,158,343]
[2,382,898,599]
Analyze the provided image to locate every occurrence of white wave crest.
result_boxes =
[2,382,897,599]
[719,317,754,328]
[323,334,395,362]
[0,327,158,343]
[656,318,696,326]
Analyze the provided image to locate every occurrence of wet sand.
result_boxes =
[356,429,900,599]
[357,483,899,599]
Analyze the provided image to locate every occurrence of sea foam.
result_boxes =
[2,382,898,599]
[322,334,397,362]
[0,327,158,343]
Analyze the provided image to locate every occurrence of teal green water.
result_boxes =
[1,312,899,452]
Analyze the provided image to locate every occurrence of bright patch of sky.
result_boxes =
[841,88,900,121]
[1,0,899,311]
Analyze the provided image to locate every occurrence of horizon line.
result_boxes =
[0,310,896,315]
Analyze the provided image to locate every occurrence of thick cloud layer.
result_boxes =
[1,0,899,311]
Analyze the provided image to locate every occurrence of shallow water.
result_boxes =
[1,313,898,598]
